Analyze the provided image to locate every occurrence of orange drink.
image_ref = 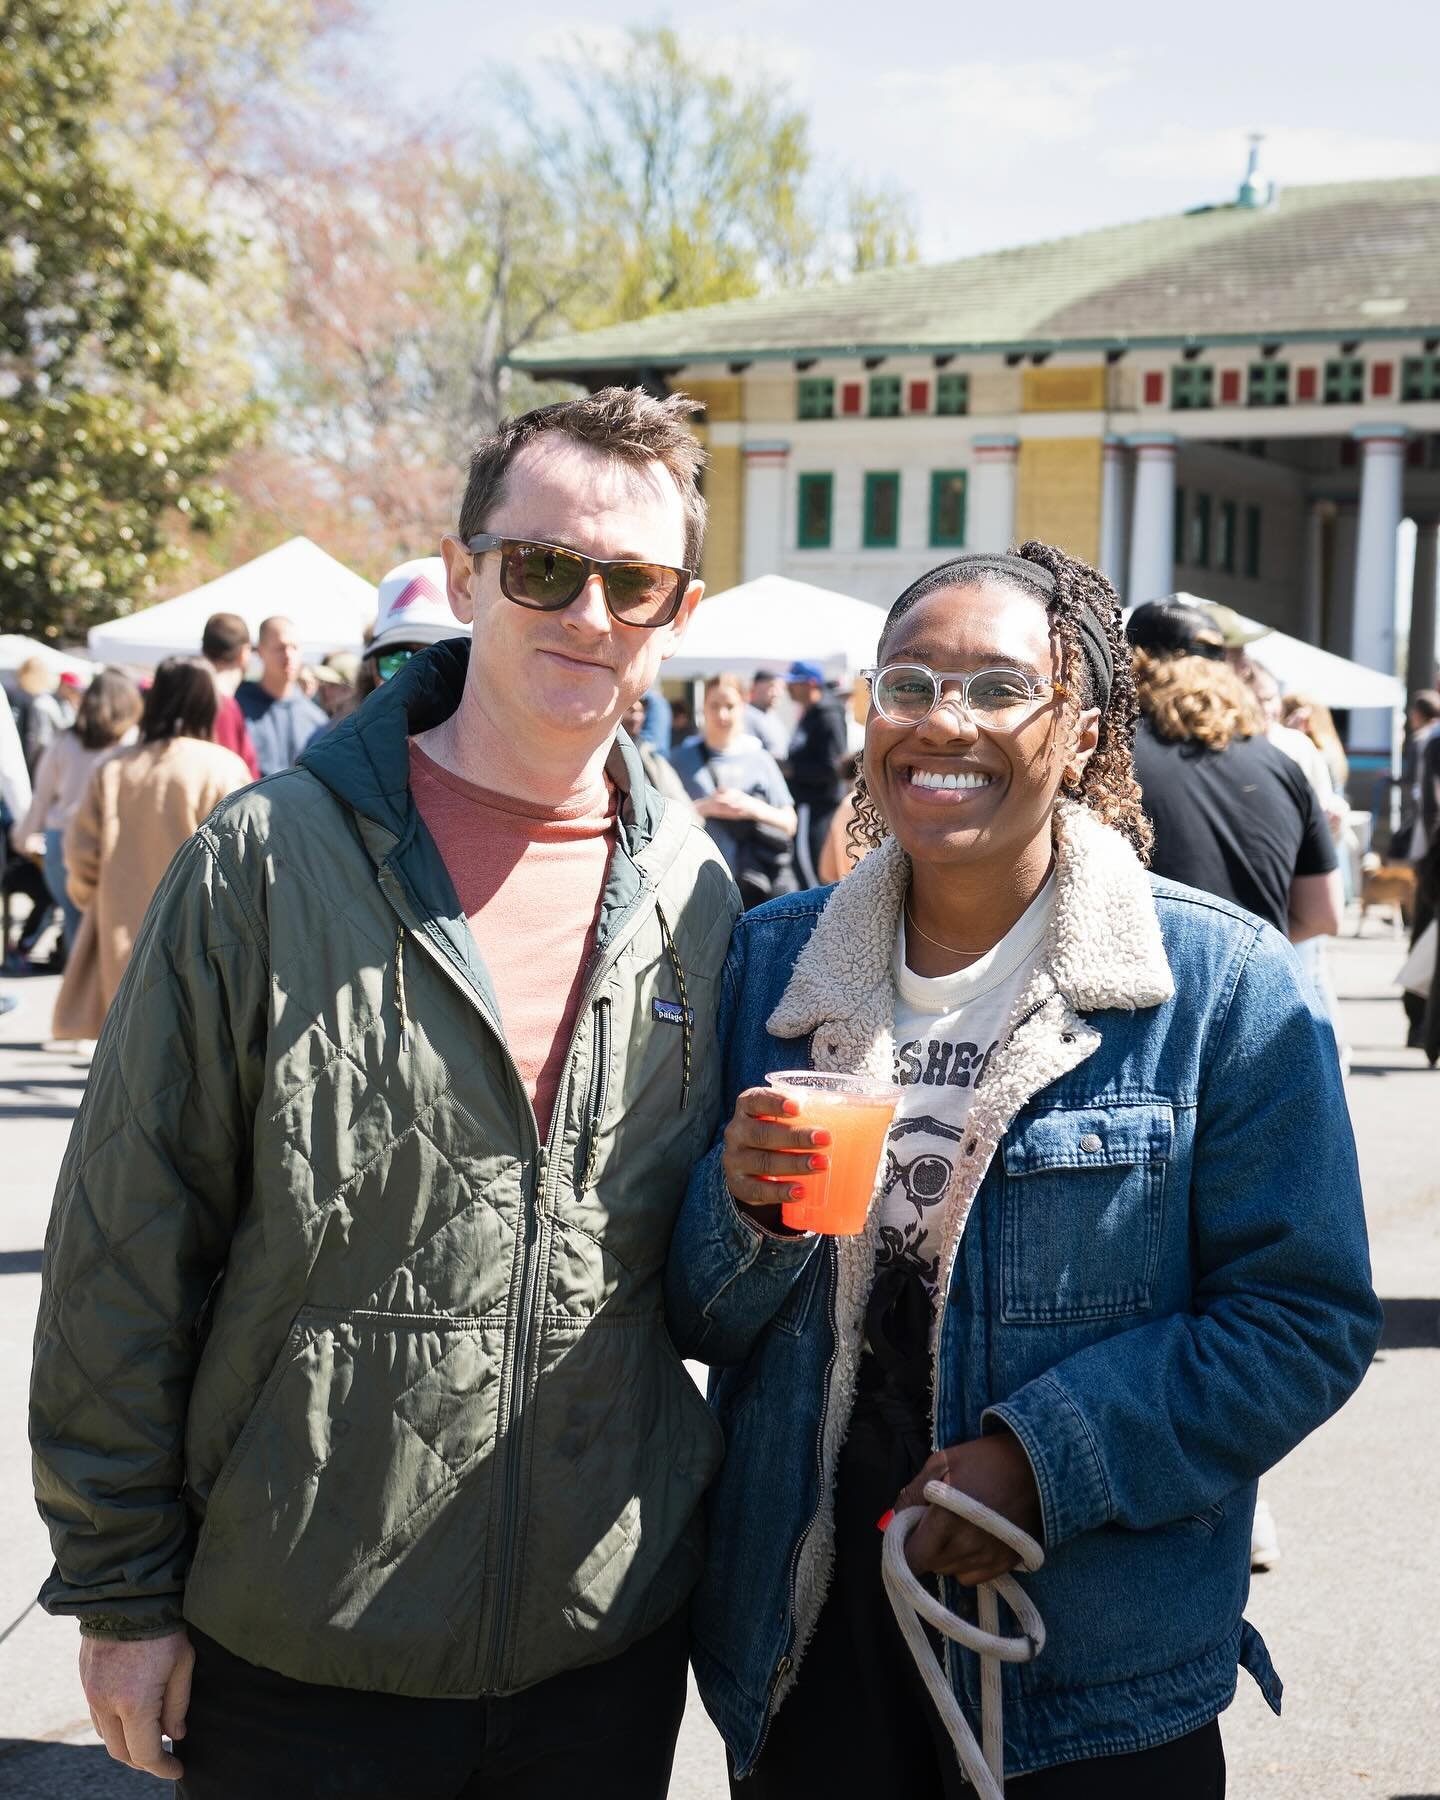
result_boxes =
[766,1071,900,1235]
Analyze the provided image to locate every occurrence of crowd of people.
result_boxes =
[9,386,1403,1800]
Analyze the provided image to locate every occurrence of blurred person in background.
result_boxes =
[746,668,790,762]
[1401,691,1440,1053]
[1283,691,1359,899]
[785,658,849,887]
[622,694,693,815]
[673,671,796,908]
[311,652,361,720]
[200,612,260,780]
[51,658,251,1041]
[16,670,143,966]
[0,696,31,1012]
[235,616,326,774]
[1396,690,1440,861]
[363,557,466,692]
[15,656,73,774]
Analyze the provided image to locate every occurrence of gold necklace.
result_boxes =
[903,901,990,959]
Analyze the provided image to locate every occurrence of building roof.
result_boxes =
[510,177,1440,375]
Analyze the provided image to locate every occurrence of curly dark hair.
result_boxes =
[846,539,1153,865]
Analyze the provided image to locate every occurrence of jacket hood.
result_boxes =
[299,638,657,851]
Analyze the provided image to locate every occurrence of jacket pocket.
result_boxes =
[1000,1103,1172,1323]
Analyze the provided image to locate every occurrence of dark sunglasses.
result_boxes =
[466,533,691,629]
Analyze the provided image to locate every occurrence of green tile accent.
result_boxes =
[1402,355,1440,402]
[1171,365,1213,410]
[797,472,833,548]
[869,375,902,417]
[930,470,967,547]
[1324,357,1365,405]
[936,372,970,415]
[864,472,900,547]
[797,377,834,419]
[1247,362,1289,407]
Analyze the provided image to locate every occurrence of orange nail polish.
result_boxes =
[876,1509,895,1532]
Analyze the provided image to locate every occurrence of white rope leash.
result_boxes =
[882,1482,1046,1799]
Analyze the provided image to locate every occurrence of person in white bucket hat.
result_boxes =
[366,556,470,686]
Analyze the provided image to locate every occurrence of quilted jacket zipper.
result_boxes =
[580,996,612,1192]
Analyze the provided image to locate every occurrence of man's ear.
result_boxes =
[440,536,476,626]
[659,578,705,661]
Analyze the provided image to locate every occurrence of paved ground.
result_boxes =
[1,924,1435,1798]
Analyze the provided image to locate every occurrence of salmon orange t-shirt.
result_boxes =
[408,742,617,1138]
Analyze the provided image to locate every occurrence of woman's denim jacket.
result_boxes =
[666,804,1381,1780]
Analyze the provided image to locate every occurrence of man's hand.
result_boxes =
[895,1430,1044,1585]
[80,1629,194,1779]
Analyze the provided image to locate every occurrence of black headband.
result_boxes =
[891,551,1114,711]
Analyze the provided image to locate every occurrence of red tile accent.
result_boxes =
[907,380,929,413]
[1296,367,1318,401]
[1220,369,1242,405]
[841,381,862,415]
[1143,371,1165,405]
[1372,362,1394,398]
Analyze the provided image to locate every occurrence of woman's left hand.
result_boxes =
[895,1429,1044,1584]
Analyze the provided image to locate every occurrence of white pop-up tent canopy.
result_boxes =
[0,635,100,686]
[664,575,883,682]
[86,538,377,669]
[1173,596,1407,711]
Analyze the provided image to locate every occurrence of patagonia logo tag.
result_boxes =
[652,998,694,1028]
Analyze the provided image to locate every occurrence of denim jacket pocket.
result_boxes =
[1000,1102,1173,1323]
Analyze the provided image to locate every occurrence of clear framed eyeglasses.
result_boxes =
[861,663,1067,731]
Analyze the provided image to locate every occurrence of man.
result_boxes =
[234,614,327,774]
[783,658,849,887]
[745,669,789,763]
[200,612,260,780]
[30,387,739,1798]
[1128,598,1342,944]
[363,556,469,688]
[1398,690,1440,860]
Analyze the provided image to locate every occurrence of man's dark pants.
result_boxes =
[176,1610,688,1800]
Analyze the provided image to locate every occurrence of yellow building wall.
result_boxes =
[678,377,743,422]
[699,441,743,593]
[743,377,795,424]
[1015,437,1103,566]
[968,370,1024,414]
[1022,366,1106,412]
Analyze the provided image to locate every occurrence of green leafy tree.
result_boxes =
[846,178,921,275]
[0,0,252,639]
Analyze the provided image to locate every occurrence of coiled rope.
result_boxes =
[882,1483,1046,1799]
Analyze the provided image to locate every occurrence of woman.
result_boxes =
[671,671,798,908]
[667,545,1380,1795]
[17,669,142,959]
[53,658,251,1040]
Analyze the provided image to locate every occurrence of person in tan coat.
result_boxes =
[54,658,251,1040]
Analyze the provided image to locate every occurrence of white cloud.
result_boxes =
[870,52,1137,146]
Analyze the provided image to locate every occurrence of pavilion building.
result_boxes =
[511,165,1440,766]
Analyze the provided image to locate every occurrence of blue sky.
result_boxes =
[370,0,1439,261]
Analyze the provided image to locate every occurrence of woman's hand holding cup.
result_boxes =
[721,1088,830,1227]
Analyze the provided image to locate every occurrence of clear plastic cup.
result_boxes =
[765,1070,901,1235]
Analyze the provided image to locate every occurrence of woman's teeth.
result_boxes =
[908,769,994,791]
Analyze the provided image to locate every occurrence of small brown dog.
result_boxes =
[1359,855,1416,931]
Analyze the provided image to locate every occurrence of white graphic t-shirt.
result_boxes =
[880,876,1055,1301]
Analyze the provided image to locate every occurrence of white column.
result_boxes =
[742,442,789,581]
[1408,516,1439,698]
[968,435,1018,552]
[1126,434,1177,605]
[1350,425,1407,759]
[1098,435,1126,592]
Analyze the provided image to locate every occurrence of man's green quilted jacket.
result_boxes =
[29,642,739,1696]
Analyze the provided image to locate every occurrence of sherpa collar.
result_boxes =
[767,798,1173,1048]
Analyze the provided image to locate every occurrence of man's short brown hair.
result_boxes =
[202,611,251,665]
[457,387,708,572]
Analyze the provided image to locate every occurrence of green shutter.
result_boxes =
[797,377,834,419]
[1324,358,1364,405]
[1218,500,1237,573]
[1190,493,1211,568]
[1247,363,1289,407]
[1244,504,1262,578]
[936,373,969,415]
[929,471,966,547]
[868,375,902,417]
[1402,355,1440,402]
[797,473,833,548]
[1171,366,1213,410]
[863,472,900,547]
[1173,487,1187,566]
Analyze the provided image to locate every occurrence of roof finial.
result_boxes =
[1237,133,1275,209]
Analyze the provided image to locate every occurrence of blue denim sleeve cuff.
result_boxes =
[983,1374,1114,1548]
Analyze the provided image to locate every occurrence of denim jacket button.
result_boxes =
[1080,1132,1103,1152]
